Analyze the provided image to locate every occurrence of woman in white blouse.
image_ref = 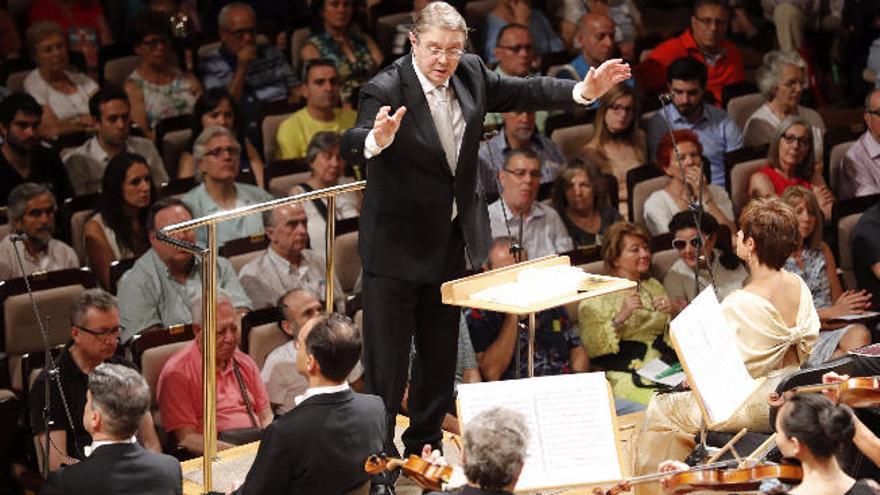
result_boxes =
[23,21,98,139]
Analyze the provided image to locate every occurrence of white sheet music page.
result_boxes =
[670,286,756,424]
[457,373,622,492]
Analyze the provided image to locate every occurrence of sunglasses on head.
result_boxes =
[672,235,703,251]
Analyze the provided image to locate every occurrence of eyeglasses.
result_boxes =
[607,103,635,113]
[205,146,240,157]
[423,45,464,60]
[692,15,728,28]
[672,235,703,251]
[781,133,811,148]
[140,36,170,48]
[226,27,257,39]
[866,109,880,117]
[73,324,122,339]
[25,206,56,218]
[503,168,542,179]
[497,44,533,53]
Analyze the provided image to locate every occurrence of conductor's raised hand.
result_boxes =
[373,105,407,148]
[581,58,632,101]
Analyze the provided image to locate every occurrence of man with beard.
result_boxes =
[478,111,564,196]
[0,182,78,279]
[645,57,742,187]
[0,93,72,204]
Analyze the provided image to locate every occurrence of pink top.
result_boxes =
[157,342,269,434]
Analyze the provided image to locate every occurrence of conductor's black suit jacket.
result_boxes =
[342,54,579,283]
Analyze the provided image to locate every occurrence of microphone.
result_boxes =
[9,233,29,242]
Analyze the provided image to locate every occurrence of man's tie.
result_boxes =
[432,86,457,175]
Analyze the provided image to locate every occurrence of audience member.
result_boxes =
[30,290,161,472]
[124,10,201,139]
[177,88,264,187]
[484,0,562,65]
[478,111,565,196]
[770,0,843,53]
[637,0,744,104]
[646,57,743,186]
[62,87,167,196]
[552,159,621,247]
[300,0,383,104]
[465,238,588,380]
[581,83,646,213]
[288,131,361,257]
[23,21,98,139]
[488,149,573,258]
[743,51,825,158]
[276,59,356,160]
[484,24,548,132]
[234,313,384,494]
[578,222,676,405]
[662,209,747,303]
[556,0,643,58]
[118,197,252,342]
[840,88,880,200]
[182,126,273,247]
[28,0,112,72]
[0,94,72,204]
[157,293,271,454]
[0,183,77,280]
[644,129,735,235]
[556,12,632,88]
[261,289,363,415]
[0,8,22,60]
[41,363,181,495]
[781,186,871,364]
[238,204,345,311]
[853,203,880,310]
[748,115,835,219]
[83,153,155,289]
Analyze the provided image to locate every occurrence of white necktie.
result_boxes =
[432,86,457,175]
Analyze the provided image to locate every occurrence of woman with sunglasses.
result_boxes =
[84,152,156,289]
[124,10,201,141]
[749,115,835,220]
[781,186,871,365]
[662,209,747,305]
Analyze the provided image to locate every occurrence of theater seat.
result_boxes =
[241,308,286,370]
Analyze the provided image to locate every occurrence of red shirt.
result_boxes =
[636,30,745,106]
[757,164,811,195]
[28,0,104,33]
[157,342,270,434]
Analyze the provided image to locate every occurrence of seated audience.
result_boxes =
[646,57,742,186]
[581,83,646,214]
[840,88,880,200]
[288,132,361,257]
[300,0,382,104]
[484,25,548,132]
[483,0,562,65]
[62,87,167,196]
[390,0,428,57]
[552,159,621,247]
[83,153,155,289]
[262,289,363,415]
[118,197,252,342]
[556,12,633,88]
[0,183,77,280]
[238,203,344,311]
[662,210,747,303]
[23,21,98,139]
[157,293,272,455]
[478,111,565,197]
[276,59,356,160]
[42,363,180,494]
[781,186,871,364]
[28,0,112,66]
[743,51,825,159]
[748,116,835,219]
[487,150,573,259]
[0,94,72,204]
[31,289,161,471]
[466,237,588,380]
[633,198,819,490]
[178,88,264,187]
[770,0,843,53]
[644,129,735,235]
[636,0,744,105]
[234,313,384,494]
[124,10,201,139]
[853,202,880,311]
[0,8,21,59]
[555,0,643,57]
[182,126,273,247]
[578,222,677,405]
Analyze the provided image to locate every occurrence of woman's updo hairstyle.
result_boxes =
[780,393,855,459]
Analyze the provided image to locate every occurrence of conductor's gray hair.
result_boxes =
[756,51,807,100]
[411,1,468,40]
[88,363,151,439]
[463,407,529,490]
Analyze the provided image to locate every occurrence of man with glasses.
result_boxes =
[30,289,161,472]
[840,88,880,199]
[0,182,77,280]
[62,86,167,196]
[636,0,744,106]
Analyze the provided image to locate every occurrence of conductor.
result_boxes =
[341,0,630,461]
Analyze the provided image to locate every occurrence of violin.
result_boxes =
[768,376,880,409]
[595,461,802,495]
[364,453,453,492]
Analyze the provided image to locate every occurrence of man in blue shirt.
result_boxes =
[645,57,742,186]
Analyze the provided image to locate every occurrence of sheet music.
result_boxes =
[670,286,756,424]
[457,373,622,492]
